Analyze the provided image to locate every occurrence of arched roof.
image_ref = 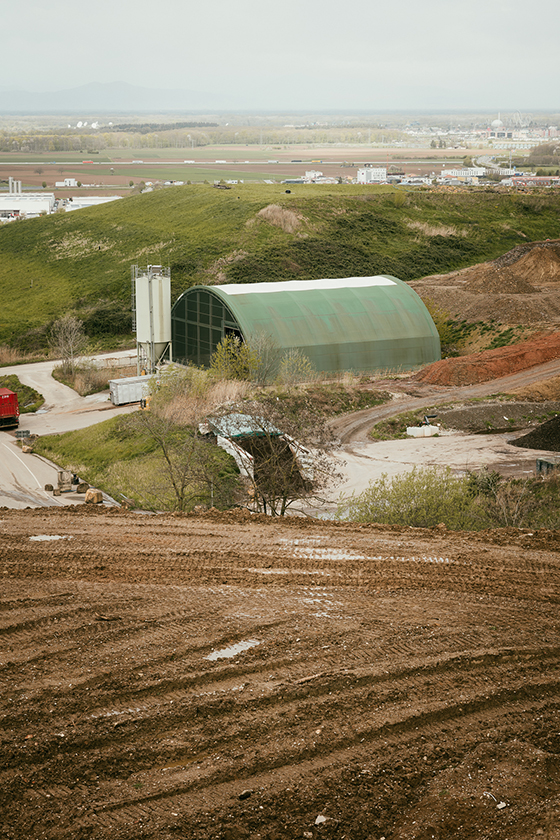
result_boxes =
[171,276,440,373]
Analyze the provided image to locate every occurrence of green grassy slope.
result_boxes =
[1,182,560,344]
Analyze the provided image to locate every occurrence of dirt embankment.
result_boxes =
[411,239,560,326]
[414,330,560,386]
[2,507,560,840]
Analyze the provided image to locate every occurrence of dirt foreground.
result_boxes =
[1,506,560,840]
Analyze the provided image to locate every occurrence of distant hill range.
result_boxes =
[0,81,228,113]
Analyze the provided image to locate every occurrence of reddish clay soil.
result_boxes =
[2,506,560,840]
[413,331,560,387]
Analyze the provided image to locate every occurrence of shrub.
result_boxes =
[77,299,132,337]
[277,349,316,386]
[209,335,256,381]
[338,466,488,530]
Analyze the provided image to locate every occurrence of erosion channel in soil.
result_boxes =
[2,507,560,840]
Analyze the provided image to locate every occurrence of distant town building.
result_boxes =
[441,167,486,179]
[55,178,79,188]
[0,176,55,219]
[508,175,560,187]
[356,167,387,184]
[61,195,122,212]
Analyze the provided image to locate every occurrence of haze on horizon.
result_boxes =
[1,0,558,112]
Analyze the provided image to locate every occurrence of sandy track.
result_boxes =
[1,507,560,839]
[331,356,560,445]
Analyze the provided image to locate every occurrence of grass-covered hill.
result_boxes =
[2,182,560,347]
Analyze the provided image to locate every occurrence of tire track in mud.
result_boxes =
[4,542,560,604]
[78,674,560,830]
[2,510,560,838]
[4,634,559,784]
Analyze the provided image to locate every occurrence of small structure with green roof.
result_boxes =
[171,276,440,373]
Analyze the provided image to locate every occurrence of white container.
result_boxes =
[109,375,151,406]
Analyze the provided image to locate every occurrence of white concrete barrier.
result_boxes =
[406,425,440,438]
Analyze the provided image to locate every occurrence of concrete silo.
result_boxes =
[132,265,171,374]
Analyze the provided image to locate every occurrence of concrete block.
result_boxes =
[406,425,440,438]
[84,488,103,504]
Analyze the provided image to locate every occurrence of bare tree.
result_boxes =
[212,393,342,516]
[116,366,242,512]
[49,314,88,375]
[127,409,240,512]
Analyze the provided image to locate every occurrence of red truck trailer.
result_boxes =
[0,388,20,428]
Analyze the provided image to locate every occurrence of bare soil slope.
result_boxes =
[413,330,560,386]
[410,239,560,325]
[2,507,560,840]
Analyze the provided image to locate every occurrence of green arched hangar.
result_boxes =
[171,276,440,373]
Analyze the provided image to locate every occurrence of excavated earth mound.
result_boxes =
[508,245,560,286]
[511,373,560,401]
[464,270,537,294]
[414,331,560,386]
[410,239,560,324]
[493,240,560,279]
[437,401,560,433]
[464,244,560,294]
[512,414,560,451]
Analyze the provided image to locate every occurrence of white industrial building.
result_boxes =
[356,167,387,184]
[441,167,486,179]
[61,195,122,212]
[0,178,55,219]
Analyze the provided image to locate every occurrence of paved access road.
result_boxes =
[0,352,138,508]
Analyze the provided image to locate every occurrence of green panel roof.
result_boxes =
[172,276,440,373]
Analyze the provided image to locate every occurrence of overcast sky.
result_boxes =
[2,0,558,111]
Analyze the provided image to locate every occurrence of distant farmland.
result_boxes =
[0,143,485,193]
